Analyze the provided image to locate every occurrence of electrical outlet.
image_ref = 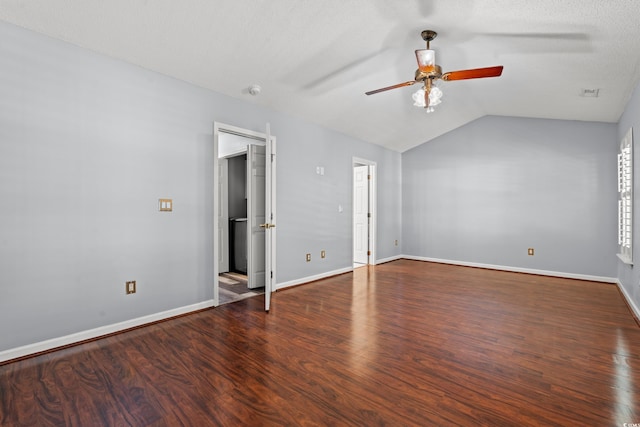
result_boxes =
[126,280,136,294]
[528,248,534,256]
[306,253,311,262]
[395,240,398,246]
[321,250,326,259]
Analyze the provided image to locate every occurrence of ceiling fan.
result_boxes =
[365,30,504,111]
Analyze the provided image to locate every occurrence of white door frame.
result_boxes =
[213,122,276,307]
[264,123,275,312]
[352,157,376,265]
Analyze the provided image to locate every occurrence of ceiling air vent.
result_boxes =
[580,88,600,97]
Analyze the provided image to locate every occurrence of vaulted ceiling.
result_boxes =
[2,0,640,152]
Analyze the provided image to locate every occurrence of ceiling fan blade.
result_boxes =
[482,32,588,41]
[365,80,416,95]
[441,66,504,81]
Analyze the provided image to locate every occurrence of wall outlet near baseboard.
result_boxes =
[306,253,311,262]
[126,281,136,294]
[321,250,326,259]
[528,248,535,256]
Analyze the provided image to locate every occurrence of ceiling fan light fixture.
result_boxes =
[429,86,443,106]
[415,49,436,73]
[412,89,424,107]
[412,85,443,111]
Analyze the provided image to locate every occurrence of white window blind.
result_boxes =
[617,128,633,265]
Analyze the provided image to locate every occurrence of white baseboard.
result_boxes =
[0,300,215,364]
[616,280,640,321]
[402,255,618,284]
[374,255,403,265]
[275,267,353,291]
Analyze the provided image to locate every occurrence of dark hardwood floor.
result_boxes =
[1,260,639,426]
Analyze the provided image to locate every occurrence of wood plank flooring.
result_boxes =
[1,260,639,426]
[219,272,264,305]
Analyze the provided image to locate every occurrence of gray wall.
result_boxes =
[276,124,403,282]
[0,21,402,352]
[402,116,618,278]
[617,81,640,310]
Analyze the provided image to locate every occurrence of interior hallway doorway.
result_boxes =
[353,158,376,268]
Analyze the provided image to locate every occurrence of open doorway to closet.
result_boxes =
[218,132,265,305]
[353,158,376,268]
[214,123,276,309]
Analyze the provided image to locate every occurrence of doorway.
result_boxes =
[353,158,376,268]
[218,150,260,305]
[214,123,276,309]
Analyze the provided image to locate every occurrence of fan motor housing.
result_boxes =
[415,65,442,82]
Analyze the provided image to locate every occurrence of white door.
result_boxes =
[247,144,266,289]
[218,158,229,273]
[353,165,369,264]
[264,124,276,312]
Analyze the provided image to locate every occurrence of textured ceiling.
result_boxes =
[2,0,640,152]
